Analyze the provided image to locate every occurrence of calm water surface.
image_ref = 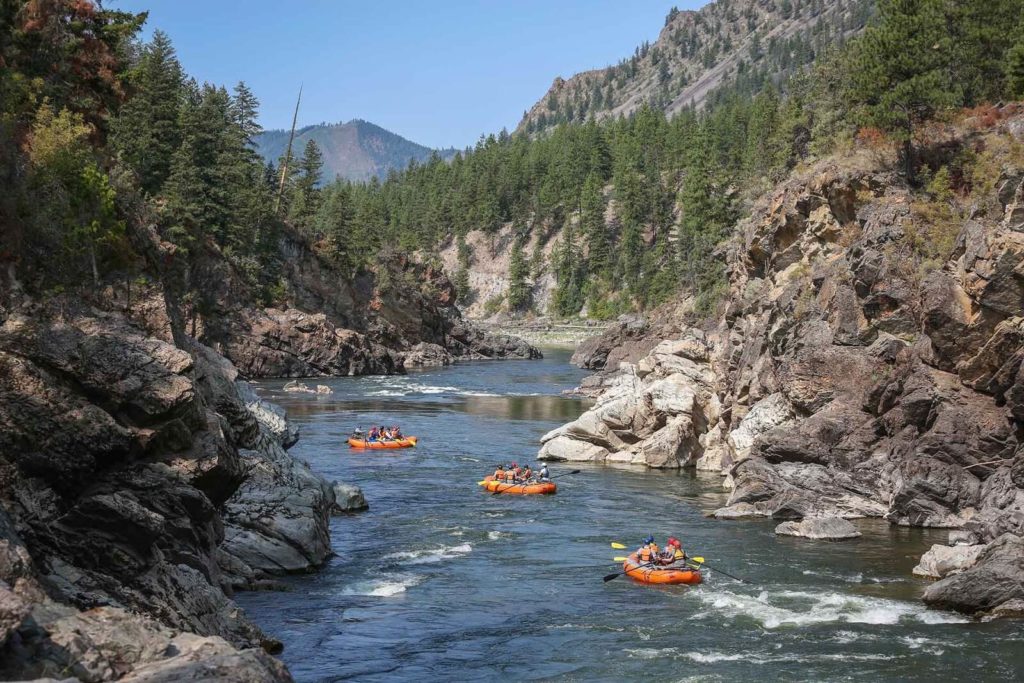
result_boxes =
[239,349,1023,682]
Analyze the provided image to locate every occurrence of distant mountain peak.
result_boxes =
[255,120,454,183]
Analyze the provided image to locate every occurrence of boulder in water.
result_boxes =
[774,517,861,540]
[922,533,1024,616]
[332,482,368,513]
[912,543,986,579]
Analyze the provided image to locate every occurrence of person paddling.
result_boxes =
[538,464,550,481]
[493,464,505,480]
[637,535,657,564]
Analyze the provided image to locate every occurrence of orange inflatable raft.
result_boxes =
[622,552,703,585]
[480,475,556,495]
[347,437,418,449]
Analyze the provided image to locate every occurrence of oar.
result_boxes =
[603,558,661,583]
[688,559,748,584]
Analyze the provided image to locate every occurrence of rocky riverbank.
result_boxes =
[175,232,540,378]
[539,109,1024,618]
[0,296,362,680]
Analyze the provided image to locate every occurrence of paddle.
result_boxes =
[602,558,661,582]
[488,469,581,495]
[687,559,748,584]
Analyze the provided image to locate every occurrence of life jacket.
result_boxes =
[649,543,660,556]
[674,547,685,561]
[638,546,653,562]
[494,469,504,479]
[522,469,532,479]
[504,470,515,481]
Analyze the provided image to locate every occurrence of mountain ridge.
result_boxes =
[255,119,457,182]
[519,0,873,134]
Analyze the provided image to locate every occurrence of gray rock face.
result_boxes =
[549,121,1024,617]
[401,342,454,368]
[774,517,862,540]
[922,534,1024,615]
[912,543,986,579]
[571,315,664,370]
[332,482,369,513]
[0,303,333,677]
[539,331,721,469]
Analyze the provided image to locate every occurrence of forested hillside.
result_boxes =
[255,119,457,182]
[519,0,874,134]
[311,0,1024,322]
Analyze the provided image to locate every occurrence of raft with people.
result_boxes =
[348,425,416,449]
[479,462,557,495]
[480,476,556,495]
[348,436,418,449]
[621,552,703,585]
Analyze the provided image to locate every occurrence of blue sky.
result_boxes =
[111,1,705,149]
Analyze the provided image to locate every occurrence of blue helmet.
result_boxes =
[645,535,655,545]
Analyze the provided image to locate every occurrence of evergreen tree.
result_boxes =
[290,139,324,232]
[1009,34,1024,99]
[111,30,183,194]
[507,235,531,311]
[845,0,956,179]
[580,172,609,275]
[318,183,357,272]
[552,224,585,317]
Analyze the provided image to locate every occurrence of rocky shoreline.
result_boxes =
[0,296,374,680]
[538,112,1024,619]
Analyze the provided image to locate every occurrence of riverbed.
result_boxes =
[239,349,1024,682]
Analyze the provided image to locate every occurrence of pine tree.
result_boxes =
[289,139,324,233]
[580,172,609,275]
[111,30,183,194]
[845,0,956,179]
[1008,34,1024,99]
[507,235,530,311]
[318,183,357,272]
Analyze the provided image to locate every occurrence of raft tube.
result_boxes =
[347,437,418,449]
[622,552,703,585]
[480,475,556,495]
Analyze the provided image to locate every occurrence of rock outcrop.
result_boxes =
[0,299,329,679]
[331,482,369,513]
[549,109,1024,617]
[188,235,540,378]
[775,517,862,540]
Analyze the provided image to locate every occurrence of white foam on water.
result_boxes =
[683,651,756,664]
[899,635,947,655]
[488,531,510,540]
[625,647,678,659]
[801,569,864,583]
[341,574,422,597]
[694,588,968,629]
[383,542,473,565]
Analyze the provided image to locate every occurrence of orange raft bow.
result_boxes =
[479,475,556,495]
[347,437,418,449]
[622,552,702,585]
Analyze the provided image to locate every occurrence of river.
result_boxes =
[239,349,1024,682]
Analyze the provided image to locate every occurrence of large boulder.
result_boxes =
[774,517,862,540]
[332,482,368,513]
[922,534,1024,616]
[912,543,986,579]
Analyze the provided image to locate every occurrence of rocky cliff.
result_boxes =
[519,0,872,134]
[0,284,345,679]
[145,227,540,378]
[541,107,1024,618]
